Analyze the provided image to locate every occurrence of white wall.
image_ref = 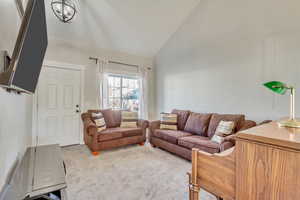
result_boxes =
[155,0,300,122]
[0,0,33,190]
[45,38,156,119]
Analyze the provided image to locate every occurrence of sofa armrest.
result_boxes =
[137,119,149,129]
[239,120,257,131]
[220,141,235,152]
[259,120,273,126]
[224,134,236,144]
[138,119,149,138]
[149,120,160,134]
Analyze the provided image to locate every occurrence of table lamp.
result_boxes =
[264,81,300,128]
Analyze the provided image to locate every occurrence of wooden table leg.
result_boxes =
[188,149,200,200]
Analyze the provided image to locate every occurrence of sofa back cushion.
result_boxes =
[113,110,122,127]
[88,109,118,128]
[171,109,190,130]
[207,114,245,138]
[184,112,212,136]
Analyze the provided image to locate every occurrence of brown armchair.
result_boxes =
[82,110,149,155]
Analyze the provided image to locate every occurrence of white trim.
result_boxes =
[43,60,86,71]
[32,61,86,146]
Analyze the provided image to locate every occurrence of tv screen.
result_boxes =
[12,0,48,93]
[0,0,48,93]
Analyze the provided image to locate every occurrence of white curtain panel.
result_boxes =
[95,60,108,109]
[139,67,149,120]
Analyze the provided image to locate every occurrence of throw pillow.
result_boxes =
[184,112,212,136]
[120,111,138,128]
[207,114,245,138]
[160,113,178,130]
[211,121,235,144]
[91,112,107,132]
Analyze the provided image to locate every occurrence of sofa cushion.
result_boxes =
[178,135,220,154]
[207,114,245,138]
[100,109,118,128]
[171,109,190,130]
[153,129,193,144]
[184,113,212,136]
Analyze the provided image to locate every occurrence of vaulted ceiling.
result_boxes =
[45,0,201,57]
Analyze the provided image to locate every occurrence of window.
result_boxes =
[107,75,140,112]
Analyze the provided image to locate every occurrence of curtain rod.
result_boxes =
[108,60,139,68]
[89,57,151,70]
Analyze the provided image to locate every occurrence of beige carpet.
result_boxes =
[62,144,217,200]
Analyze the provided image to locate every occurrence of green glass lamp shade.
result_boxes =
[263,81,288,95]
[263,81,300,128]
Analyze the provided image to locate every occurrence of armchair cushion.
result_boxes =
[153,129,192,144]
[100,109,118,128]
[97,130,123,142]
[88,109,118,128]
[184,112,212,136]
[99,127,143,139]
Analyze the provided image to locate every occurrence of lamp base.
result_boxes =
[278,119,300,128]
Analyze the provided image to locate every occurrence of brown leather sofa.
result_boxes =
[149,109,256,160]
[81,109,149,155]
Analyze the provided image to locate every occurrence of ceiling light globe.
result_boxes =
[51,0,77,23]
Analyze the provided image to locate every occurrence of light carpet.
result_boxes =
[62,144,217,200]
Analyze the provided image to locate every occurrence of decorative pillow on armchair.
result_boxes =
[160,113,178,130]
[91,112,107,132]
[211,121,235,144]
[120,111,138,128]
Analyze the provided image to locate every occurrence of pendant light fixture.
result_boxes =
[51,0,78,23]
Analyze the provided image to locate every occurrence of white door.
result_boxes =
[37,66,81,146]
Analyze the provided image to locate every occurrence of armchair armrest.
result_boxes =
[149,120,161,134]
[137,119,149,130]
[82,117,98,137]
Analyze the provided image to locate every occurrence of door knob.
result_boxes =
[76,105,81,113]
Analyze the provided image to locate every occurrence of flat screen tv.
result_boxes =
[0,0,48,94]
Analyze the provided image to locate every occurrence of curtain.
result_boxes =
[139,66,149,119]
[95,59,108,109]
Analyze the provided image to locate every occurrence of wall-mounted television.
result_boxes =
[0,0,48,94]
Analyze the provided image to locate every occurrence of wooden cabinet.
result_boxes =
[189,122,300,200]
[236,122,300,200]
